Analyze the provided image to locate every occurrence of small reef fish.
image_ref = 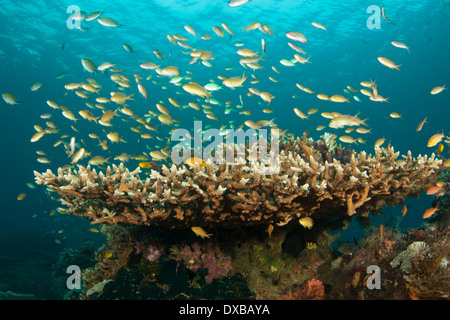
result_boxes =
[426,185,442,195]
[123,43,134,53]
[379,224,384,241]
[267,224,274,238]
[286,31,307,43]
[30,82,44,91]
[228,0,251,7]
[339,136,357,144]
[71,148,85,164]
[17,193,27,201]
[294,108,308,119]
[401,204,408,217]
[2,92,20,105]
[416,117,428,132]
[430,85,446,95]
[423,207,438,219]
[381,6,393,24]
[299,217,313,229]
[138,162,152,169]
[427,132,444,147]
[389,112,403,119]
[81,58,96,73]
[311,22,327,31]
[104,252,113,259]
[191,226,213,239]
[98,17,123,28]
[377,57,401,70]
[186,157,206,167]
[444,158,450,167]
[374,138,386,148]
[391,41,410,53]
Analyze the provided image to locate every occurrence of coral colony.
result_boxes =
[34,132,450,299]
[35,134,441,227]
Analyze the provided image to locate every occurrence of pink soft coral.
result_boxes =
[170,241,232,283]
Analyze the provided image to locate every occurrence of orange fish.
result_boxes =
[426,185,441,195]
[423,207,438,219]
[379,224,384,241]
[401,204,408,217]
[267,224,274,238]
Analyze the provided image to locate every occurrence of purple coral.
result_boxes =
[135,241,167,263]
[170,241,232,283]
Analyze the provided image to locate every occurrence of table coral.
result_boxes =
[34,135,442,229]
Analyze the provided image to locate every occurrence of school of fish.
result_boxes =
[2,5,449,238]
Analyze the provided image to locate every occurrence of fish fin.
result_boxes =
[360,118,370,126]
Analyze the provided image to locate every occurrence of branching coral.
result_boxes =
[82,225,134,291]
[34,135,443,228]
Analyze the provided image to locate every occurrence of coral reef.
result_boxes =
[135,241,167,263]
[402,229,450,299]
[30,134,448,300]
[169,242,232,283]
[82,225,135,291]
[34,135,442,228]
[275,279,325,300]
[390,241,430,273]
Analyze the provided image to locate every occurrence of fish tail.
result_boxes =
[360,118,370,126]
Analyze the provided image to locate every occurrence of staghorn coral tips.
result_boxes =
[34,135,442,229]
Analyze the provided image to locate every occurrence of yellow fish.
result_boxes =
[186,157,206,167]
[299,217,313,229]
[374,138,386,148]
[416,117,427,132]
[436,143,444,154]
[377,57,401,71]
[267,224,274,238]
[444,158,450,167]
[17,193,27,201]
[139,162,152,169]
[427,133,444,147]
[104,252,113,259]
[191,226,213,239]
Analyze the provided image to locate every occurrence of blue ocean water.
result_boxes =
[0,0,448,299]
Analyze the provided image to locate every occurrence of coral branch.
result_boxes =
[34,137,442,228]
